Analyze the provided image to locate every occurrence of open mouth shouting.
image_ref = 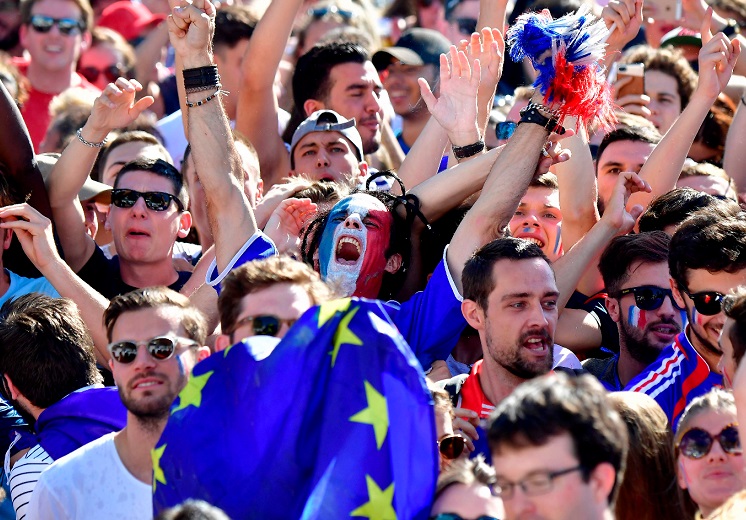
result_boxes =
[334,235,363,267]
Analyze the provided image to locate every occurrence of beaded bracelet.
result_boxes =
[76,128,107,148]
[186,88,228,108]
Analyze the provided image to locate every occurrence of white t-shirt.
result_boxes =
[26,433,152,520]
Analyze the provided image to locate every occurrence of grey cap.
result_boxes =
[290,110,364,162]
[372,28,451,70]
[36,153,112,204]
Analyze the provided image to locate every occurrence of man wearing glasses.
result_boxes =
[28,287,210,519]
[488,373,627,520]
[627,213,746,431]
[16,0,98,150]
[583,231,683,391]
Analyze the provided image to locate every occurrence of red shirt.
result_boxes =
[459,360,495,419]
[13,57,100,151]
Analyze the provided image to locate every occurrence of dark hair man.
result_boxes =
[28,287,210,518]
[0,293,126,519]
[488,373,628,520]
[637,188,735,234]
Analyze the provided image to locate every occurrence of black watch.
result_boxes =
[519,106,566,135]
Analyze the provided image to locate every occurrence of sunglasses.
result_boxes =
[430,515,499,520]
[454,17,477,35]
[438,433,466,460]
[683,289,726,316]
[495,121,517,140]
[308,5,353,21]
[107,335,198,364]
[29,14,84,35]
[614,285,684,311]
[78,64,127,85]
[111,189,184,212]
[678,424,742,459]
[231,315,297,337]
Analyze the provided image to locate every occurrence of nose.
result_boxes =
[132,344,157,371]
[130,195,149,217]
[506,487,537,518]
[316,149,330,167]
[522,213,540,227]
[708,439,729,462]
[366,89,383,115]
[343,213,363,230]
[528,301,551,328]
[657,294,677,317]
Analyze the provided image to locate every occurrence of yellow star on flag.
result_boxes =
[151,444,167,493]
[349,380,389,449]
[329,307,362,367]
[350,475,397,520]
[171,371,214,415]
[318,298,352,326]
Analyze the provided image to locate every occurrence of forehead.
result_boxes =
[328,61,382,92]
[110,305,185,342]
[493,433,578,476]
[451,0,479,18]
[685,267,746,293]
[116,169,176,194]
[30,0,82,16]
[105,142,164,171]
[645,69,680,96]
[677,175,730,197]
[490,257,557,296]
[330,194,388,216]
[598,140,656,167]
[238,283,313,318]
[520,187,560,208]
[624,260,670,287]
[682,409,736,434]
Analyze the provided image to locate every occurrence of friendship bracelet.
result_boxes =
[452,140,485,160]
[186,88,229,108]
[186,83,221,94]
[76,128,107,148]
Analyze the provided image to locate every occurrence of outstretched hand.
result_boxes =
[461,28,504,88]
[86,78,154,134]
[264,197,318,256]
[601,171,651,234]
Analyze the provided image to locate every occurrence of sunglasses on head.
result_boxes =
[437,433,466,460]
[614,285,684,311]
[78,64,127,84]
[29,14,84,35]
[684,289,726,316]
[678,424,742,459]
[495,121,517,140]
[308,5,353,21]
[111,189,184,212]
[231,315,297,338]
[430,515,499,520]
[107,335,198,364]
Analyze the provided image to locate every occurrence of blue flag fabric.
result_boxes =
[153,298,438,519]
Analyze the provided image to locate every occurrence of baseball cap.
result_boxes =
[98,1,166,43]
[660,27,702,49]
[372,28,451,71]
[36,153,112,204]
[290,110,364,162]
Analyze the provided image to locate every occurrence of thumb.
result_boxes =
[418,78,437,111]
[132,96,155,117]
[628,204,644,221]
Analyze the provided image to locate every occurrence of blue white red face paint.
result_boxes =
[628,305,649,329]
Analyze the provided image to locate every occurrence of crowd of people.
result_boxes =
[0,0,745,516]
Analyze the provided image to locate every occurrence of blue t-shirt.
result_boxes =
[0,270,59,307]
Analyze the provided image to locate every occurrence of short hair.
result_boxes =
[596,125,661,172]
[292,180,349,206]
[104,287,207,345]
[155,499,231,520]
[218,256,332,333]
[114,157,189,210]
[723,286,746,368]
[0,165,23,207]
[637,188,738,233]
[0,294,102,409]
[529,172,558,190]
[21,0,93,33]
[434,455,496,496]
[97,130,169,182]
[679,161,736,195]
[669,213,746,290]
[613,112,659,133]
[213,5,256,52]
[45,88,97,152]
[608,392,688,520]
[620,45,698,109]
[488,373,628,505]
[599,231,671,295]
[462,237,551,311]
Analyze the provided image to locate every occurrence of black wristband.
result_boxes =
[452,140,485,159]
[518,106,566,135]
[183,66,220,89]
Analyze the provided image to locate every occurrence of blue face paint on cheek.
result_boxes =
[318,198,352,277]
[177,353,186,377]
[553,227,562,256]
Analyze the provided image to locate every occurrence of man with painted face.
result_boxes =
[508,173,563,262]
[584,231,683,391]
[626,212,746,430]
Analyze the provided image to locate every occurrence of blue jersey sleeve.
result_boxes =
[206,232,278,295]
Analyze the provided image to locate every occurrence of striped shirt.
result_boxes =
[624,330,722,431]
[8,444,52,520]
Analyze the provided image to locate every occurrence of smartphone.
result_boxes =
[616,63,645,98]
[646,0,683,22]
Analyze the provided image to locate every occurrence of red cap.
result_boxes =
[98,1,166,42]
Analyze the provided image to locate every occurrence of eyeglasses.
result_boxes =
[111,189,184,212]
[678,424,742,459]
[430,515,499,520]
[683,288,726,316]
[107,335,199,364]
[495,121,517,140]
[231,315,297,337]
[614,285,684,311]
[454,17,477,35]
[29,14,84,35]
[494,465,585,499]
[78,64,127,85]
[438,434,466,460]
[307,5,354,21]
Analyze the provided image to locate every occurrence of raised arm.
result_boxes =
[628,11,741,210]
[234,0,303,190]
[46,79,153,272]
[168,0,257,273]
[724,96,746,194]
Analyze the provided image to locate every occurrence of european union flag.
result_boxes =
[153,298,438,519]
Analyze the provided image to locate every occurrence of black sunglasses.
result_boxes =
[29,14,84,35]
[683,288,726,316]
[679,424,742,459]
[78,64,127,84]
[231,315,297,338]
[107,335,198,364]
[111,189,184,212]
[614,285,684,311]
[495,121,517,140]
[437,434,466,460]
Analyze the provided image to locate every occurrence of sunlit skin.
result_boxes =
[677,175,735,200]
[718,319,738,388]
[213,39,248,119]
[596,140,656,211]
[509,187,563,262]
[382,61,435,117]
[677,410,746,517]
[645,70,682,134]
[290,131,366,185]
[77,41,125,90]
[101,142,170,187]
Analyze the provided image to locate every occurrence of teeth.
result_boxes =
[523,238,544,247]
[338,237,361,253]
[137,381,158,388]
[527,338,541,343]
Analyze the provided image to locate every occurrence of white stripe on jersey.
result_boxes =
[9,444,53,520]
[628,348,684,394]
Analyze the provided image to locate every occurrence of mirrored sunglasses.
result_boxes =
[495,121,517,140]
[231,315,297,337]
[107,336,198,364]
[29,14,83,35]
[678,424,742,459]
[437,434,466,460]
[684,289,726,316]
[111,189,184,212]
